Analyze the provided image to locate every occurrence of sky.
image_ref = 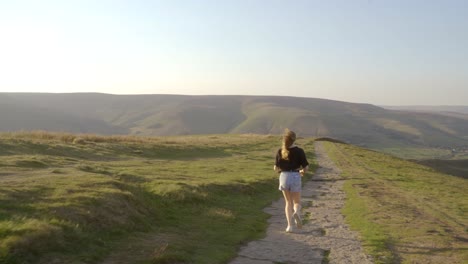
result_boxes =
[0,0,467,105]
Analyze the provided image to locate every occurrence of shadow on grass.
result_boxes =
[380,240,468,264]
[359,235,408,264]
[395,243,468,255]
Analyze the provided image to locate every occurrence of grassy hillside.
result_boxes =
[1,93,468,154]
[322,141,467,264]
[1,131,466,263]
[0,131,316,264]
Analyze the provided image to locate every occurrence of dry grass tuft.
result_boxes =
[72,137,86,145]
[0,130,160,144]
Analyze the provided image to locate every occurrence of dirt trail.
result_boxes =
[229,141,373,264]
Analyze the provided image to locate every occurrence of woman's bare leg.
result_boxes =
[291,191,301,214]
[282,190,293,229]
[291,191,302,228]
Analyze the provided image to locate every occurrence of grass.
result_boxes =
[379,147,453,160]
[322,141,468,264]
[321,250,330,264]
[0,132,316,264]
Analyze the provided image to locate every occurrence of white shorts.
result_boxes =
[278,171,302,192]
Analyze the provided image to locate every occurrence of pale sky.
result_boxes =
[0,0,467,105]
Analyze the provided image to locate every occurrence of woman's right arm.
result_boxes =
[273,165,281,173]
[274,150,281,173]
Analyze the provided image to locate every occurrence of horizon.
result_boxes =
[2,91,468,107]
[1,1,467,105]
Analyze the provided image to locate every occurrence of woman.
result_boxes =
[274,129,309,232]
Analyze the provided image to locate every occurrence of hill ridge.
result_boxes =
[1,93,468,150]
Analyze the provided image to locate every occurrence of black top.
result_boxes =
[275,146,309,171]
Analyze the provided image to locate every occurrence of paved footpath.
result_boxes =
[229,141,373,264]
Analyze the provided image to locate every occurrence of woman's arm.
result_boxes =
[273,165,281,173]
[299,165,309,176]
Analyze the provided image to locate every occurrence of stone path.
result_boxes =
[229,141,373,264]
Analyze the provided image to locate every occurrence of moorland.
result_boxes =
[0,132,315,263]
[0,132,466,263]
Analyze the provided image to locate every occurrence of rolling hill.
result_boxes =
[1,93,468,150]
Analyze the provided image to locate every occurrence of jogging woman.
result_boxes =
[274,129,309,232]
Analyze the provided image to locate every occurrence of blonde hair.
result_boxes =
[281,129,296,160]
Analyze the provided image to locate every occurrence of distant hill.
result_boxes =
[0,94,128,134]
[382,105,468,115]
[1,93,468,149]
[415,159,468,179]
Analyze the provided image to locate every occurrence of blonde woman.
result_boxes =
[274,129,309,232]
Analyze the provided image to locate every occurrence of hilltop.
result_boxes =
[0,132,466,263]
[1,93,468,152]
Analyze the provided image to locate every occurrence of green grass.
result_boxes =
[321,249,330,264]
[322,141,468,264]
[379,147,459,160]
[0,132,316,264]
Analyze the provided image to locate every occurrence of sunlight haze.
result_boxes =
[1,0,467,105]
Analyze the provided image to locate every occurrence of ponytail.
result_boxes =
[281,129,296,160]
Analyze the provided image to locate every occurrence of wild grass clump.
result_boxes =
[0,218,65,263]
[72,137,86,145]
[14,159,48,168]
